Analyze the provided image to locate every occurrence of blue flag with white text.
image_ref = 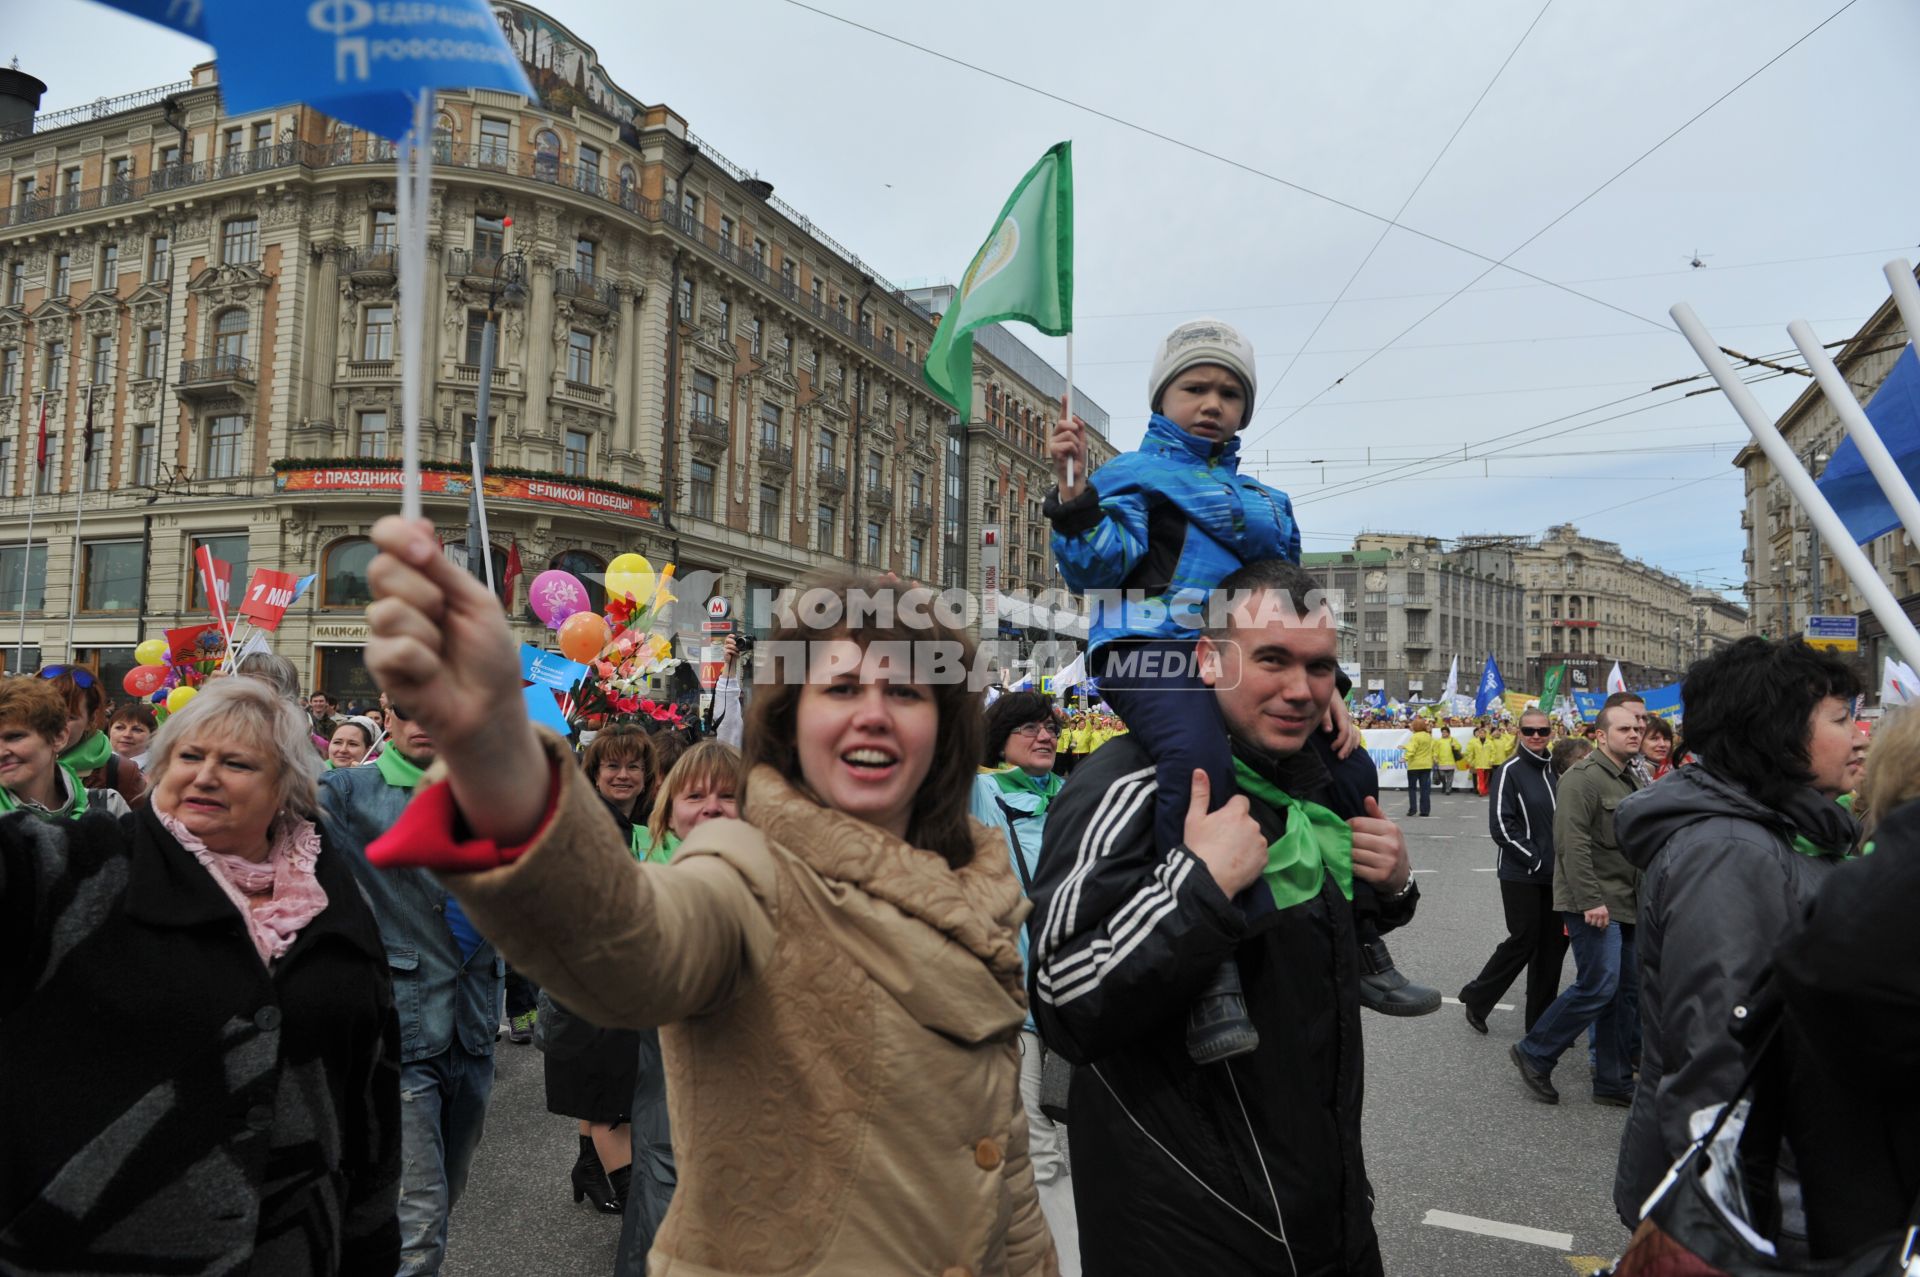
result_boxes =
[1817,344,1920,546]
[1474,654,1505,717]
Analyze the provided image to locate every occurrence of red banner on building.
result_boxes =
[238,568,301,631]
[274,467,656,521]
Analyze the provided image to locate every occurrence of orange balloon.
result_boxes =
[558,611,611,663]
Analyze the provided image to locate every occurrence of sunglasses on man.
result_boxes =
[1518,726,1552,737]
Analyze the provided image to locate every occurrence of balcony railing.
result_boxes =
[687,413,730,451]
[816,464,849,494]
[179,354,255,385]
[445,248,524,284]
[757,441,793,472]
[554,268,617,312]
[909,499,936,525]
[342,245,397,280]
[865,487,895,513]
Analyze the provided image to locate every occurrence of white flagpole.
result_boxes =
[1064,333,1076,491]
[63,382,93,660]
[396,90,433,523]
[470,442,495,592]
[1884,259,1920,355]
[1787,318,1920,547]
[15,391,43,671]
[1673,303,1920,671]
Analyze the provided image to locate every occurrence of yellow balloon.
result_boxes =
[135,638,168,666]
[604,552,654,605]
[166,685,198,713]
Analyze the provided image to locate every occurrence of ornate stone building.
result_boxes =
[0,3,1108,698]
[1512,524,1715,689]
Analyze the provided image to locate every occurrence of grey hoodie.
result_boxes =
[1609,763,1857,1227]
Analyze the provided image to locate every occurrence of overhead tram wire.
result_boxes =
[1237,0,1866,452]
[773,0,1685,330]
[1265,0,1559,401]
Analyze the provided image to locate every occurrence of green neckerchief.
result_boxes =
[374,747,427,791]
[632,824,679,864]
[60,729,113,775]
[990,766,1064,818]
[1230,756,1354,908]
[1789,833,1863,861]
[0,762,89,821]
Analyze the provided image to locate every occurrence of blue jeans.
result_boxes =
[1096,640,1233,859]
[397,1048,496,1276]
[1516,917,1635,1097]
[1406,767,1432,816]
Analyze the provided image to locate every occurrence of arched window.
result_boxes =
[619,164,637,208]
[323,537,376,607]
[550,550,607,618]
[214,308,248,365]
[534,129,560,183]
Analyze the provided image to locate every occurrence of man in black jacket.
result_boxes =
[1028,558,1417,1276]
[1459,707,1567,1034]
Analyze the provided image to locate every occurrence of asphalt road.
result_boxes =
[445,780,1630,1276]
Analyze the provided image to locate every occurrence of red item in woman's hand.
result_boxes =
[366,764,561,872]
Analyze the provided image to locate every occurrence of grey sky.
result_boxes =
[12,0,1916,602]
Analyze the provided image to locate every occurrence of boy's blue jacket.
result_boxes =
[1045,414,1300,655]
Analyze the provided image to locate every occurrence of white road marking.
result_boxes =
[1442,997,1514,1011]
[1471,866,1498,872]
[1425,834,1457,839]
[1411,869,1438,875]
[1421,1209,1573,1251]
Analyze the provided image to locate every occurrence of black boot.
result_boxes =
[572,1136,620,1212]
[1358,938,1442,1016]
[1186,959,1260,1064]
[606,1163,632,1215]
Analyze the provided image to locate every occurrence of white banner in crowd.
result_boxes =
[1362,729,1412,790]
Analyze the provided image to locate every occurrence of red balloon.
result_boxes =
[124,665,167,697]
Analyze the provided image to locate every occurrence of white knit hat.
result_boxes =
[1147,318,1257,418]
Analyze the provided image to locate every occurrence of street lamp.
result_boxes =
[1803,447,1831,621]
[465,239,528,585]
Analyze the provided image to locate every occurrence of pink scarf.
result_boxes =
[161,810,331,966]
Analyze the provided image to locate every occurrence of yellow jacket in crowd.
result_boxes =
[1433,734,1458,769]
[1402,728,1436,770]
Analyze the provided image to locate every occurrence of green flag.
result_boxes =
[1539,664,1567,714]
[922,142,1073,413]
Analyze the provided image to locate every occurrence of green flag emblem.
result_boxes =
[922,142,1074,413]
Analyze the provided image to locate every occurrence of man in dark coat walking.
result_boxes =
[1028,558,1418,1276]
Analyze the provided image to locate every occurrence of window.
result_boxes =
[36,433,57,494]
[691,371,717,422]
[533,129,560,181]
[0,348,17,397]
[5,261,21,305]
[43,341,66,389]
[253,121,274,153]
[52,253,70,296]
[132,425,155,484]
[140,328,163,379]
[478,116,510,165]
[680,189,698,222]
[0,440,10,495]
[811,279,822,308]
[619,165,636,203]
[60,167,81,213]
[109,156,132,200]
[865,450,883,490]
[909,536,924,578]
[221,217,259,265]
[563,429,589,477]
[747,316,762,357]
[759,402,781,447]
[81,540,143,611]
[461,215,505,275]
[752,237,766,265]
[463,310,496,366]
[882,324,894,350]
[204,414,244,478]
[576,144,601,191]
[189,526,249,606]
[0,543,47,612]
[322,537,376,607]
[214,309,248,363]
[15,175,34,206]
[223,125,245,158]
[866,521,883,563]
[361,305,394,360]
[566,329,593,383]
[719,215,735,246]
[715,298,730,337]
[82,433,103,488]
[690,461,715,519]
[676,276,695,322]
[817,427,837,469]
[370,208,397,249]
[88,335,113,384]
[816,504,835,554]
[575,238,596,279]
[758,483,781,538]
[149,233,169,282]
[99,244,117,290]
[358,410,390,457]
[157,144,181,172]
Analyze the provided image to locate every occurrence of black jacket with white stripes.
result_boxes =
[1028,730,1416,1277]
[1490,744,1557,884]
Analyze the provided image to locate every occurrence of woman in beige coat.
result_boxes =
[360,516,1056,1277]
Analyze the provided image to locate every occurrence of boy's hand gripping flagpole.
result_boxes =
[1672,302,1920,672]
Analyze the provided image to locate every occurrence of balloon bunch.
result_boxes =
[121,633,217,717]
[528,553,680,729]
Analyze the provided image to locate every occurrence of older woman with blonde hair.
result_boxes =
[359,516,1055,1276]
[0,675,400,1274]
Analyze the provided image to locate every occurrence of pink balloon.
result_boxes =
[529,570,589,627]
